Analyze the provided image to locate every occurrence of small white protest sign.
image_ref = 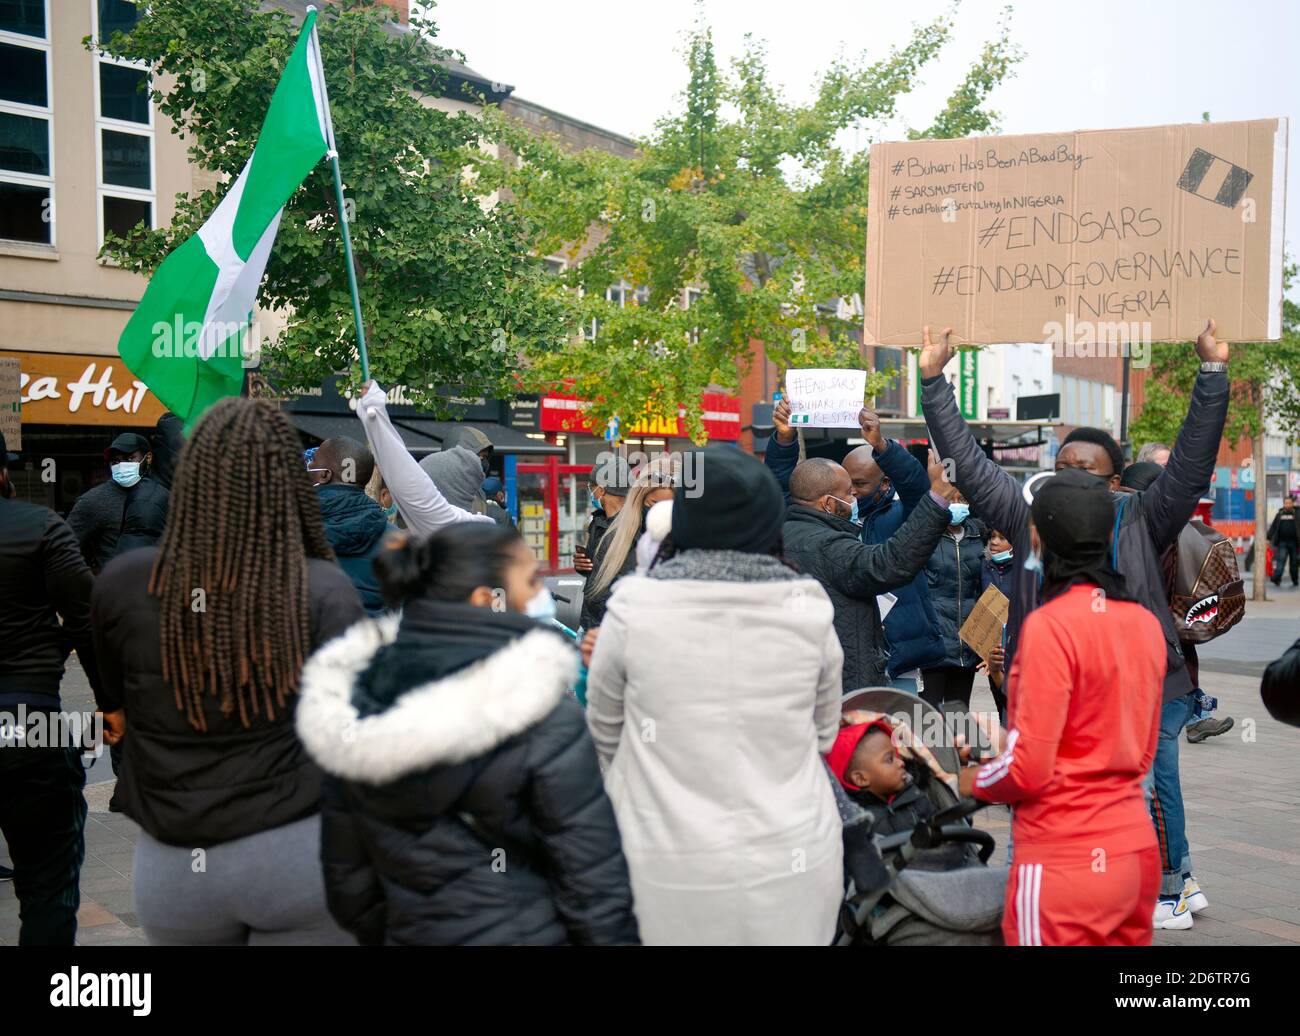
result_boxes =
[785,368,866,428]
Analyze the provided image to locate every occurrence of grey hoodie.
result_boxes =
[418,446,487,514]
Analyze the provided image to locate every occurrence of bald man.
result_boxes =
[767,402,947,688]
[781,453,954,691]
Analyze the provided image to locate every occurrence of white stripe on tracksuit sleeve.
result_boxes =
[357,382,494,540]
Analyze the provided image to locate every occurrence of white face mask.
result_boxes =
[111,461,142,488]
[524,587,557,623]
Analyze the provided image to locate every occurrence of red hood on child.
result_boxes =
[824,719,894,791]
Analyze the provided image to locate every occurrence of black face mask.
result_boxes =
[481,456,491,476]
[857,481,892,513]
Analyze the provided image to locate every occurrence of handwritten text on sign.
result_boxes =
[786,369,866,428]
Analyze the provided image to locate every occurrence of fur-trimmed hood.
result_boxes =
[297,614,579,785]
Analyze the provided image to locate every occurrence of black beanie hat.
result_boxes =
[671,446,785,554]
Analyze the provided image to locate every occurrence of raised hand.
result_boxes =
[918,325,955,379]
[772,396,795,444]
[858,406,886,452]
[1195,318,1228,363]
[927,449,957,500]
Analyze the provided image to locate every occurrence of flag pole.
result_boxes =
[305,6,370,382]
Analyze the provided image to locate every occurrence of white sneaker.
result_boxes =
[1154,893,1194,930]
[1182,875,1209,913]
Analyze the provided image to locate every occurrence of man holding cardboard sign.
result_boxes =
[919,320,1230,931]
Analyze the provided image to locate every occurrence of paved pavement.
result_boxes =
[2,589,1298,946]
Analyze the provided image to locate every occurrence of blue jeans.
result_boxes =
[887,673,921,694]
[1146,692,1194,896]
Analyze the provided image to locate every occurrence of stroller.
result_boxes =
[832,688,1010,947]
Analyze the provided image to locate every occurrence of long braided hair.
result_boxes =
[148,398,336,731]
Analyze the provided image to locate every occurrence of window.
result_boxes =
[0,0,52,244]
[93,0,153,247]
[874,346,903,413]
[542,256,565,276]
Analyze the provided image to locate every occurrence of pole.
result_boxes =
[1119,352,1131,458]
[306,7,370,382]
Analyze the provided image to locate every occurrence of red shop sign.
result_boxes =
[540,390,741,441]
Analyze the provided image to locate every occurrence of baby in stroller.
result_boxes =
[826,698,1009,946]
[828,720,937,840]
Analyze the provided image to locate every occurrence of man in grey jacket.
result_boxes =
[918,319,1230,931]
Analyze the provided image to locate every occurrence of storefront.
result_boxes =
[1,349,166,514]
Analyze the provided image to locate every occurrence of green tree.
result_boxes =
[472,6,1022,441]
[1131,261,1300,601]
[91,0,569,414]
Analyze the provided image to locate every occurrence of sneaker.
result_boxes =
[1186,716,1234,743]
[1153,893,1194,930]
[1182,875,1209,914]
[0,864,12,882]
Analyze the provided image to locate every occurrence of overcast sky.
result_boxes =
[425,0,1298,296]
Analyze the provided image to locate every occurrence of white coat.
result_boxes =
[585,572,844,945]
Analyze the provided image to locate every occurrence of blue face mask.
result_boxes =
[525,587,557,623]
[1023,549,1044,589]
[111,461,142,488]
[991,549,1014,563]
[590,491,603,513]
[383,501,399,520]
[948,502,970,524]
[849,497,861,524]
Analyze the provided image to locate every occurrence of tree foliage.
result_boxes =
[1131,261,1300,451]
[472,5,1022,440]
[90,0,570,415]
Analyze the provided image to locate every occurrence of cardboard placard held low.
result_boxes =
[959,584,1010,663]
[865,118,1288,345]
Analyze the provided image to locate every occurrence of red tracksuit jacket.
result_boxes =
[973,583,1166,865]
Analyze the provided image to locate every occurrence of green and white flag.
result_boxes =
[117,9,331,427]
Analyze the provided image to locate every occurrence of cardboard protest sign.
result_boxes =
[959,584,1010,662]
[785,368,867,428]
[0,357,20,451]
[865,118,1288,345]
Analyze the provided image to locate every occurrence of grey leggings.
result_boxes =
[132,813,354,946]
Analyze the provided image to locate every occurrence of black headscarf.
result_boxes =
[1031,467,1131,602]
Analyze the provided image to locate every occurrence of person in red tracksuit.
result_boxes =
[958,469,1166,946]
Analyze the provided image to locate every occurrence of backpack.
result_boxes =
[1111,496,1244,644]
[1168,520,1245,643]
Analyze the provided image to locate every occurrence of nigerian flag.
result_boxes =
[117,9,331,427]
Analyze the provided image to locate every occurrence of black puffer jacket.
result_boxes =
[922,521,988,669]
[91,548,364,845]
[0,497,107,713]
[66,476,169,572]
[297,598,640,946]
[781,494,951,691]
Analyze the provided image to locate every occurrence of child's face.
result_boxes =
[989,530,1011,555]
[848,729,910,797]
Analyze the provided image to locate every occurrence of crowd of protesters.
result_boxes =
[2,318,1299,947]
